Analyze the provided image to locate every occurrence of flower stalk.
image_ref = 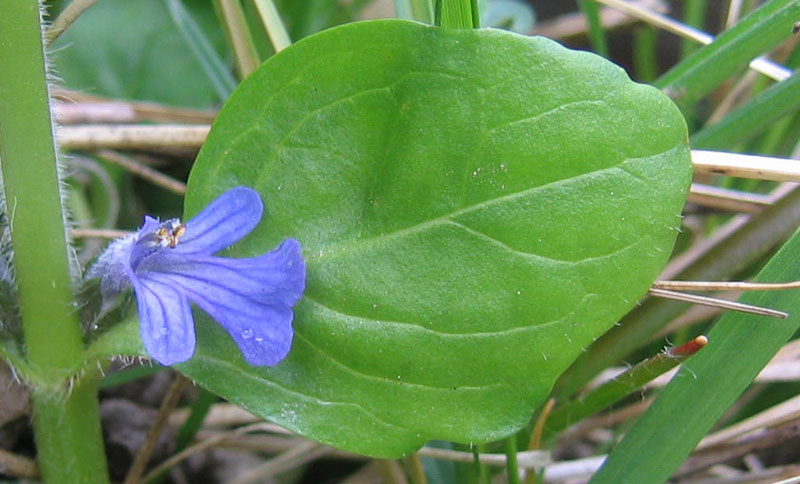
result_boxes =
[0,2,108,482]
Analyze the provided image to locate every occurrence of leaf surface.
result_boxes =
[52,0,227,107]
[178,20,690,457]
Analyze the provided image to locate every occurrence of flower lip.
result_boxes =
[88,186,305,367]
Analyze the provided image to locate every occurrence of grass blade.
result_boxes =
[545,336,708,440]
[213,0,261,78]
[589,228,800,484]
[252,0,292,52]
[167,0,237,101]
[654,0,800,108]
[692,72,800,150]
[578,0,608,56]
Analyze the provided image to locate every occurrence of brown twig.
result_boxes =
[124,374,191,484]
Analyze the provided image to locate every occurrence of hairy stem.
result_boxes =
[0,2,108,482]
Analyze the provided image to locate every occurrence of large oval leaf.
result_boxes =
[180,20,691,457]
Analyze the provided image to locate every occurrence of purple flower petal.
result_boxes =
[88,187,306,367]
[134,278,196,366]
[139,239,304,366]
[173,187,263,255]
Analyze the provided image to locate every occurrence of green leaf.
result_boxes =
[52,0,228,107]
[178,20,689,457]
[589,228,800,484]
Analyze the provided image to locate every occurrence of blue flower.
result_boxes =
[88,187,305,366]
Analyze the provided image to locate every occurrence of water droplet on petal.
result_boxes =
[255,337,263,343]
[242,328,254,339]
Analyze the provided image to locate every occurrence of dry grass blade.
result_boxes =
[678,420,800,477]
[688,183,772,214]
[58,124,210,150]
[97,150,187,195]
[45,0,100,45]
[416,447,550,469]
[70,228,132,239]
[533,0,666,39]
[699,393,800,449]
[647,288,788,319]
[230,440,328,484]
[53,89,218,124]
[653,280,800,291]
[692,151,800,183]
[124,374,190,484]
[660,182,798,280]
[0,448,39,480]
[139,422,279,482]
[593,0,791,81]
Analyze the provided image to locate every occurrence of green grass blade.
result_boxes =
[589,228,800,484]
[692,72,800,150]
[655,0,800,108]
[435,0,479,28]
[252,0,292,52]
[578,0,608,57]
[545,336,707,439]
[396,0,434,23]
[680,0,706,58]
[633,25,658,82]
[167,0,237,101]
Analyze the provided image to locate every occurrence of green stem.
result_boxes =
[0,0,84,381]
[505,436,520,484]
[32,369,108,483]
[0,2,108,482]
